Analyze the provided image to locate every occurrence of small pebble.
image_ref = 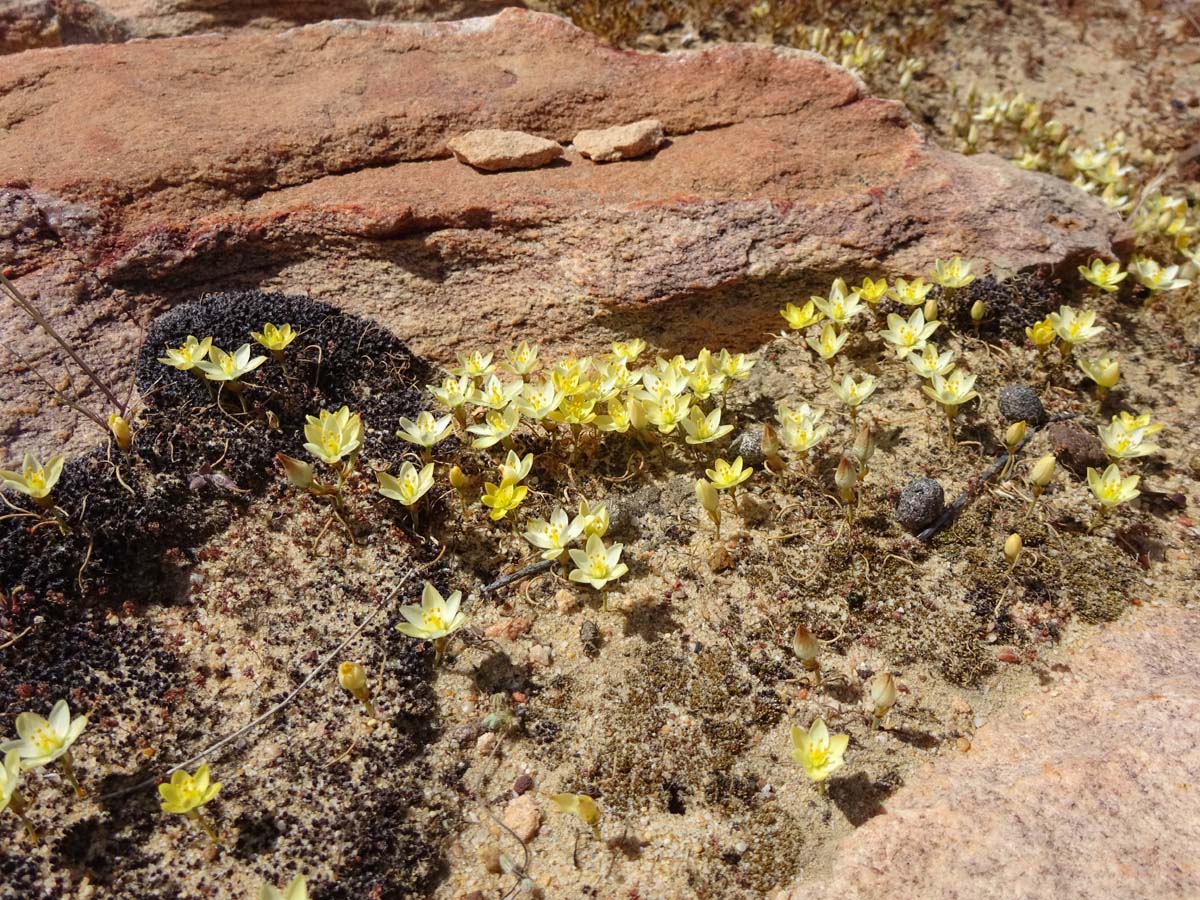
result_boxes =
[502,794,543,843]
[895,477,944,533]
[529,644,552,669]
[476,732,498,757]
[554,588,579,613]
[997,383,1047,425]
[513,774,535,796]
[729,428,766,469]
[956,736,972,752]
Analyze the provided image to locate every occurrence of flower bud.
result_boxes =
[276,452,314,489]
[1004,533,1022,567]
[761,423,781,461]
[850,425,876,472]
[627,398,648,431]
[970,299,986,324]
[835,455,857,503]
[923,298,938,322]
[449,465,467,491]
[1029,453,1056,488]
[1004,420,1027,451]
[108,413,133,452]
[338,661,369,699]
[792,624,820,667]
[1045,119,1065,140]
[869,671,898,722]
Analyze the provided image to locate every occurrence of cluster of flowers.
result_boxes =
[1,700,88,841]
[159,322,298,390]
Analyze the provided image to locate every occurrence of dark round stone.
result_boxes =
[895,478,945,533]
[512,774,535,796]
[997,383,1047,425]
[729,427,766,469]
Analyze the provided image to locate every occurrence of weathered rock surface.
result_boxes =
[0,0,521,52]
[782,605,1200,900]
[0,9,1129,454]
[448,129,563,171]
[574,118,665,162]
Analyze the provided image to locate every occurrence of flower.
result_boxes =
[1128,257,1191,292]
[377,462,435,506]
[609,338,647,363]
[889,276,934,306]
[779,413,829,456]
[481,478,527,520]
[857,276,888,304]
[1025,317,1057,347]
[513,379,564,420]
[109,413,132,452]
[467,407,521,449]
[450,350,495,378]
[906,343,956,379]
[681,407,734,445]
[524,507,583,561]
[277,453,314,490]
[1097,419,1159,460]
[930,256,975,289]
[158,335,212,371]
[250,322,298,353]
[831,372,877,409]
[503,341,540,375]
[717,349,755,380]
[193,343,267,383]
[695,479,721,534]
[2,700,87,770]
[1111,411,1163,437]
[868,672,898,723]
[568,533,629,590]
[548,393,598,427]
[396,411,454,449]
[812,280,865,325]
[551,792,602,837]
[429,375,472,411]
[397,583,467,640]
[0,453,65,502]
[303,407,363,466]
[790,718,848,783]
[879,309,939,359]
[1048,305,1105,346]
[594,397,632,433]
[261,874,309,900]
[1077,355,1120,390]
[806,323,849,362]
[644,394,691,434]
[687,363,726,400]
[1077,259,1127,293]
[470,374,524,411]
[337,661,375,717]
[705,456,753,491]
[572,500,610,538]
[781,300,824,330]
[1087,463,1140,509]
[158,763,221,816]
[498,450,534,484]
[922,370,978,415]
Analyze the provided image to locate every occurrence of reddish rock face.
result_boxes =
[782,605,1200,900]
[0,9,1127,453]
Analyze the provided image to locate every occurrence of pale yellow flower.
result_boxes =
[250,322,298,353]
[498,450,534,484]
[551,792,601,838]
[906,343,955,379]
[812,279,865,325]
[879,309,939,359]
[923,370,978,415]
[857,276,888,304]
[1048,305,1105,346]
[644,393,691,434]
[377,462,435,507]
[1087,463,1140,509]
[609,339,647,363]
[450,350,495,379]
[467,406,521,449]
[524,507,583,561]
[1128,257,1190,292]
[572,500,610,538]
[567,533,628,591]
[930,256,975,289]
[1025,317,1056,348]
[470,374,524,411]
[396,582,467,640]
[158,763,220,816]
[2,700,86,770]
[806,323,848,362]
[681,406,733,445]
[513,379,564,420]
[831,372,877,409]
[888,276,934,306]
[481,478,527,520]
[1097,419,1159,460]
[503,341,540,375]
[303,407,363,465]
[790,718,848,783]
[157,335,213,371]
[194,343,267,383]
[717,348,755,380]
[781,300,824,330]
[1077,259,1127,293]
[1077,355,1120,390]
[0,453,65,502]
[395,411,454,449]
[429,375,472,411]
[705,456,753,491]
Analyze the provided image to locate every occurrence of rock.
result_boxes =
[895,478,945,533]
[554,589,579,613]
[0,10,1130,456]
[729,428,766,469]
[512,773,534,795]
[475,732,498,757]
[483,617,532,641]
[0,1,58,53]
[783,606,1200,900]
[502,794,542,843]
[1047,420,1107,477]
[447,129,564,172]
[528,644,552,669]
[574,118,665,162]
[998,383,1047,425]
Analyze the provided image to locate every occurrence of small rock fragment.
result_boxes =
[997,383,1047,425]
[895,478,945,533]
[484,617,531,641]
[447,129,563,172]
[573,118,665,162]
[1047,420,1106,477]
[502,794,542,843]
[513,773,535,795]
[956,736,972,753]
[709,544,734,573]
[476,732,498,758]
[554,588,579,613]
[529,644,552,670]
[729,428,766,469]
[478,845,503,874]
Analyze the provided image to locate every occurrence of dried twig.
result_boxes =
[482,559,555,596]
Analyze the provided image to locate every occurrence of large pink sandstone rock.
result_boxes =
[0,9,1128,453]
[783,605,1200,900]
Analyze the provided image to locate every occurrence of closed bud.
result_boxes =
[627,398,648,431]
[1029,453,1056,488]
[1004,532,1022,567]
[276,452,314,489]
[869,671,898,723]
[792,624,820,668]
[449,465,467,491]
[695,479,721,533]
[850,425,876,473]
[970,299,987,323]
[1005,420,1027,451]
[966,123,979,146]
[835,455,857,502]
[761,423,781,461]
[923,298,938,322]
[108,413,133,452]
[338,660,369,698]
